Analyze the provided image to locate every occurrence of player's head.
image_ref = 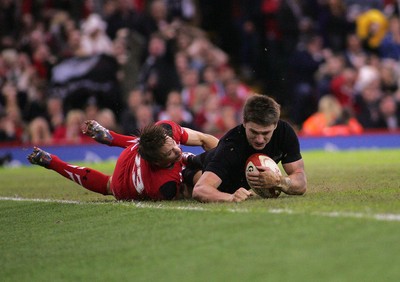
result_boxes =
[243,94,281,150]
[138,124,182,168]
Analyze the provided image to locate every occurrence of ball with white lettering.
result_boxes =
[245,153,282,198]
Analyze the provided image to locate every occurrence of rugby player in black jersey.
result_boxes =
[190,94,307,202]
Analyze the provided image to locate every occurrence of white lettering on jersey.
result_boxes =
[132,154,145,194]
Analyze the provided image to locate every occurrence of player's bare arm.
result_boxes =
[280,159,307,195]
[183,127,219,151]
[193,171,252,203]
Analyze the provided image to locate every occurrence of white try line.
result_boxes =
[1,196,400,222]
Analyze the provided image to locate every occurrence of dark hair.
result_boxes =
[138,124,168,163]
[138,123,175,163]
[243,94,280,126]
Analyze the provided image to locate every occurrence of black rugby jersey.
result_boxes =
[204,120,302,194]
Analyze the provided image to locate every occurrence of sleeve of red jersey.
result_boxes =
[156,120,189,144]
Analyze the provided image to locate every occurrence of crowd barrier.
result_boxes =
[1,131,399,167]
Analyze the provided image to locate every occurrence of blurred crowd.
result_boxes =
[1,0,400,147]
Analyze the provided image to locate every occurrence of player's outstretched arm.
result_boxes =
[193,171,252,202]
[183,127,219,151]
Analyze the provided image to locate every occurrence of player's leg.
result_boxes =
[82,120,136,148]
[27,147,112,196]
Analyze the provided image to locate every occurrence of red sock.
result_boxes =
[48,155,111,195]
[109,131,137,148]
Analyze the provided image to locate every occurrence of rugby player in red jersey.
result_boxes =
[27,120,218,200]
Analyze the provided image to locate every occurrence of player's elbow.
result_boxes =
[296,179,307,195]
[192,185,205,202]
[202,134,219,151]
[297,185,307,195]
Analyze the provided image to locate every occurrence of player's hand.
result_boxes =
[81,120,113,144]
[247,166,280,189]
[230,188,252,202]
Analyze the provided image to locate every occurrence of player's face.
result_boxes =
[157,136,182,168]
[244,122,277,150]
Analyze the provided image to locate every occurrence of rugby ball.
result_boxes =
[245,153,282,198]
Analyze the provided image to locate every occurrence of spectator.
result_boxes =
[83,96,100,121]
[217,65,251,99]
[0,0,18,41]
[31,43,56,81]
[135,104,155,131]
[379,16,400,60]
[0,107,21,144]
[286,35,328,126]
[193,94,236,138]
[158,90,195,128]
[60,28,83,58]
[180,67,200,109]
[136,32,180,107]
[21,81,48,124]
[165,0,196,22]
[201,65,225,98]
[378,95,400,131]
[318,0,350,52]
[194,94,220,134]
[174,51,190,80]
[276,1,316,56]
[379,60,399,95]
[354,64,380,93]
[236,9,262,82]
[112,27,145,102]
[80,14,113,56]
[28,116,52,145]
[103,0,142,40]
[15,52,36,93]
[1,83,25,138]
[189,84,212,116]
[45,95,64,133]
[52,109,91,143]
[315,53,347,98]
[139,0,173,41]
[301,95,363,136]
[343,33,369,69]
[96,108,120,133]
[330,67,358,111]
[355,9,389,53]
[355,79,384,129]
[220,78,248,112]
[187,36,228,70]
[120,88,145,135]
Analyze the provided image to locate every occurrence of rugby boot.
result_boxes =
[82,120,113,145]
[27,147,52,168]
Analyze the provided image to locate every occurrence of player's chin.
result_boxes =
[252,143,266,150]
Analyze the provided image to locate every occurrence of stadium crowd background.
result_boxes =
[1,0,400,147]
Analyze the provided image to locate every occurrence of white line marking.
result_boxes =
[1,196,400,222]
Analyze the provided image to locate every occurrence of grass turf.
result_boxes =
[1,149,400,281]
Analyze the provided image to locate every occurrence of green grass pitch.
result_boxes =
[1,149,400,281]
